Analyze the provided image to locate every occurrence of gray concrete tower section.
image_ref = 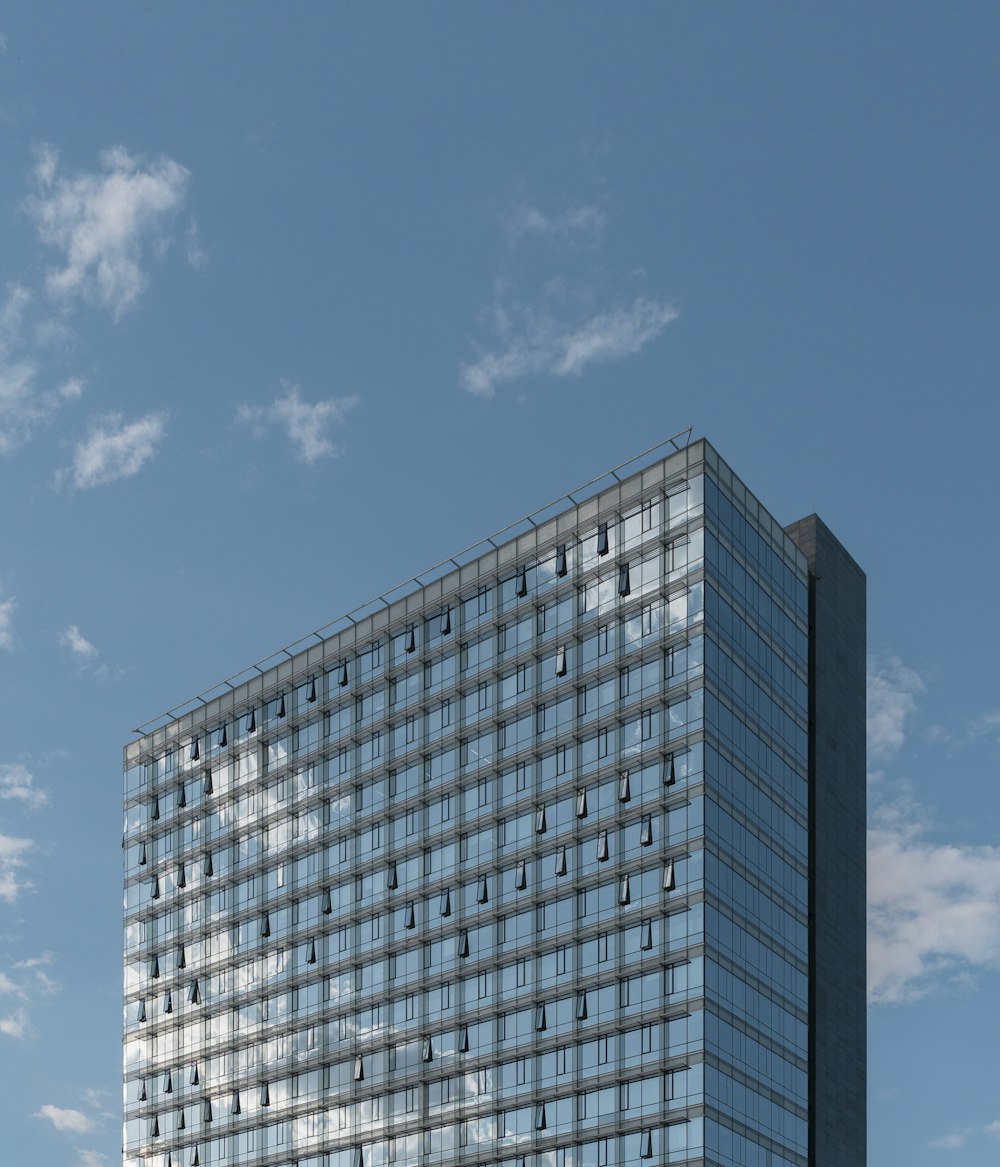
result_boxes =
[785,515,867,1167]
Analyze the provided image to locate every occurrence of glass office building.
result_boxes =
[123,437,866,1167]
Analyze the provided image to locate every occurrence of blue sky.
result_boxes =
[0,4,998,1163]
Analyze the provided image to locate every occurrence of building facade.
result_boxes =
[123,437,866,1167]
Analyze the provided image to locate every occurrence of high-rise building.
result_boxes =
[123,436,865,1167]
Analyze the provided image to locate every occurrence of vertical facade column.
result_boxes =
[786,514,867,1167]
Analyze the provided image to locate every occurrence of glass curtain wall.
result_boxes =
[124,442,810,1167]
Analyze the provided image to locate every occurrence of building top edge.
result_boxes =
[126,428,702,758]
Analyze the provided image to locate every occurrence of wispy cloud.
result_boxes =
[0,281,30,341]
[14,953,54,971]
[462,196,677,397]
[0,950,56,1039]
[867,655,924,764]
[61,625,97,659]
[79,1087,115,1124]
[0,590,14,651]
[0,833,33,902]
[34,1104,93,1134]
[930,1129,969,1149]
[0,284,84,457]
[185,218,207,269]
[24,145,190,320]
[0,972,26,998]
[461,297,677,398]
[930,1122,1000,1151]
[237,382,358,463]
[11,952,58,997]
[76,1152,110,1167]
[0,1009,28,1038]
[58,624,123,682]
[0,764,48,810]
[0,354,43,455]
[923,695,1000,751]
[58,410,168,490]
[59,377,85,400]
[501,201,607,246]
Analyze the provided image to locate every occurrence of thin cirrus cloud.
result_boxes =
[0,284,35,453]
[0,952,57,1043]
[930,1129,969,1149]
[0,764,48,810]
[76,1152,111,1167]
[0,591,14,650]
[12,952,58,998]
[867,655,924,765]
[866,656,1000,1004]
[0,833,34,903]
[237,382,358,464]
[59,624,122,683]
[34,1104,94,1134]
[0,972,25,997]
[930,1123,1000,1151]
[460,298,679,399]
[500,201,607,246]
[461,197,677,397]
[0,283,85,458]
[23,144,191,321]
[61,625,97,660]
[57,410,169,491]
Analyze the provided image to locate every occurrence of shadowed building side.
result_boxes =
[786,515,867,1167]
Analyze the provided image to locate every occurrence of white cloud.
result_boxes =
[25,144,190,320]
[868,820,1000,1003]
[34,1105,93,1134]
[13,953,53,971]
[985,1121,1000,1140]
[0,594,14,650]
[0,284,85,456]
[867,655,924,762]
[0,1009,28,1038]
[10,953,58,998]
[0,952,56,1036]
[866,656,1000,1004]
[59,623,123,682]
[0,833,34,901]
[460,296,678,398]
[929,1130,968,1149]
[0,972,25,997]
[59,377,85,400]
[32,969,58,995]
[61,625,97,659]
[78,1087,114,1125]
[501,202,607,246]
[0,285,42,456]
[185,218,207,269]
[0,764,48,810]
[0,356,43,455]
[463,196,676,397]
[76,1152,110,1167]
[0,282,30,342]
[238,382,358,464]
[60,410,168,490]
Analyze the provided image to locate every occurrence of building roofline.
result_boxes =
[128,427,695,747]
